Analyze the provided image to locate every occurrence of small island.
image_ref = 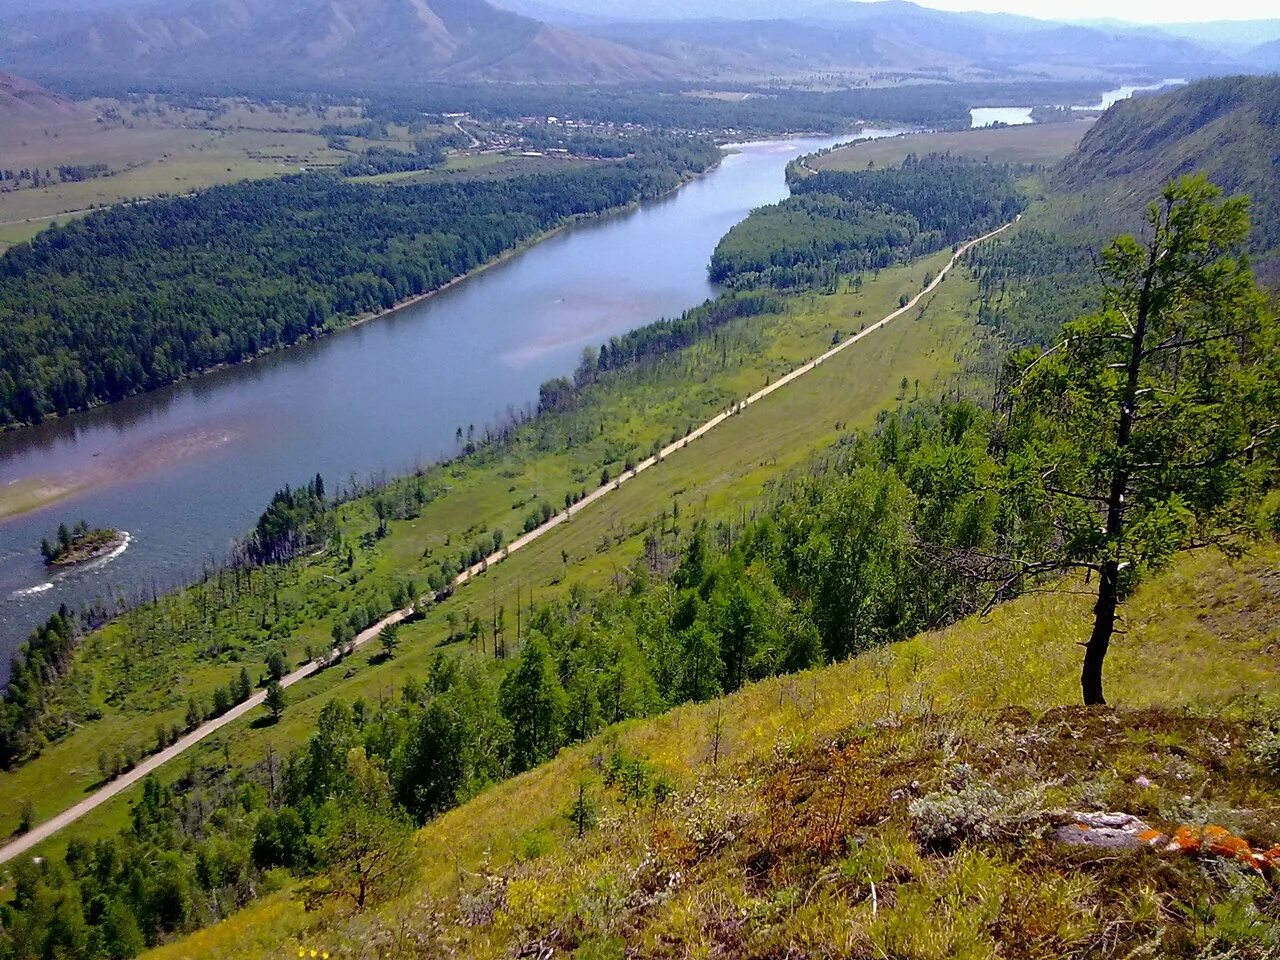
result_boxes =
[39,520,127,568]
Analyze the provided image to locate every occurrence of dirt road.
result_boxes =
[0,215,1015,865]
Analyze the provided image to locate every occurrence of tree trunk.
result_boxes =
[1081,199,1166,705]
[1082,560,1119,705]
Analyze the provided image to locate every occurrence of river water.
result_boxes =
[969,79,1186,128]
[0,132,893,658]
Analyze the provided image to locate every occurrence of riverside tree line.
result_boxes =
[710,155,1025,290]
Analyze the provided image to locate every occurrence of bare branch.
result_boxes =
[1043,484,1111,504]
[1141,329,1246,358]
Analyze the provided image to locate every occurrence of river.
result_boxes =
[0,131,894,659]
[969,79,1185,127]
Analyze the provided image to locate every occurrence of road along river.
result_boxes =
[0,213,1017,865]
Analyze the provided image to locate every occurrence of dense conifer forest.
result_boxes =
[710,156,1025,290]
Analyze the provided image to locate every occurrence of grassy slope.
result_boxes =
[0,247,978,845]
[148,541,1280,959]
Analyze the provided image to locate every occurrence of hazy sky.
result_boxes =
[899,0,1275,22]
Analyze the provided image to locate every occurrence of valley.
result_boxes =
[0,212,1015,867]
[0,4,1277,959]
[0,131,876,647]
[0,233,980,847]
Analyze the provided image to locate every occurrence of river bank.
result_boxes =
[0,133,863,650]
[0,164,722,526]
[0,212,1005,859]
[0,159,723,444]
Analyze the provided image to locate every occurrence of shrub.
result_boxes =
[908,765,1046,850]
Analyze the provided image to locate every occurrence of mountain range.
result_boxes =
[0,0,676,83]
[0,0,1258,86]
[583,4,1225,81]
[1252,38,1280,71]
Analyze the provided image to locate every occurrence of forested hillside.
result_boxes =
[1058,75,1280,254]
[969,75,1280,352]
[140,545,1280,960]
[0,136,718,427]
[710,156,1024,290]
[0,400,1016,957]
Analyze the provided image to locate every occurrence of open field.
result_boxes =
[0,218,72,252]
[810,118,1095,171]
[0,125,342,226]
[0,88,648,247]
[0,243,985,854]
[350,152,589,185]
[0,97,437,239]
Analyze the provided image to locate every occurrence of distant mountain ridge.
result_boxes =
[588,6,1220,79]
[1250,38,1280,70]
[0,0,1245,85]
[0,0,680,83]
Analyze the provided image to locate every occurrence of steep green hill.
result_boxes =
[1057,75,1280,255]
[145,544,1280,959]
[968,75,1280,350]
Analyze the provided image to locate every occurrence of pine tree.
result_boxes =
[265,681,287,723]
[1006,176,1279,705]
[380,622,400,659]
[499,635,566,772]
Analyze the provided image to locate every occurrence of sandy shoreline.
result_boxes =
[0,477,86,522]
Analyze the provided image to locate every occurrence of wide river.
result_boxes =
[0,132,893,658]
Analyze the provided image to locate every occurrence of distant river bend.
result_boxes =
[0,131,902,658]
